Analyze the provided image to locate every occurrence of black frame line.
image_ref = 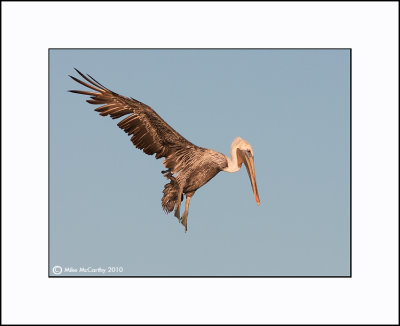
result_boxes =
[48,47,352,278]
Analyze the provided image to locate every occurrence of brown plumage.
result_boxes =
[69,69,260,232]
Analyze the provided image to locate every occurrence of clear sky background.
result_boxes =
[50,49,350,276]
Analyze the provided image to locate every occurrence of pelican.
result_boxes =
[69,69,260,232]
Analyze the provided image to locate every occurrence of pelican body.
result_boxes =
[69,69,260,232]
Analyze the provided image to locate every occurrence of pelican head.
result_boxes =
[224,137,260,206]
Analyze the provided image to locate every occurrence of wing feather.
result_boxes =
[69,69,201,174]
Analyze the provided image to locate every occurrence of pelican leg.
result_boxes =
[174,188,183,220]
[181,195,192,233]
[161,168,173,179]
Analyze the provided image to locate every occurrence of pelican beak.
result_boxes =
[239,150,260,205]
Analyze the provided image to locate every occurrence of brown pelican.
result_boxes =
[69,69,260,232]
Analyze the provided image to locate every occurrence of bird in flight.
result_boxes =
[69,69,260,232]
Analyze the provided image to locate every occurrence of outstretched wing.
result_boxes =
[69,69,202,173]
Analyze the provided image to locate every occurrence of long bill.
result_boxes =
[239,150,260,206]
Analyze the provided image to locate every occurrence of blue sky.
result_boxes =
[50,49,350,276]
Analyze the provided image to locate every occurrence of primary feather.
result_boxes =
[69,68,202,175]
